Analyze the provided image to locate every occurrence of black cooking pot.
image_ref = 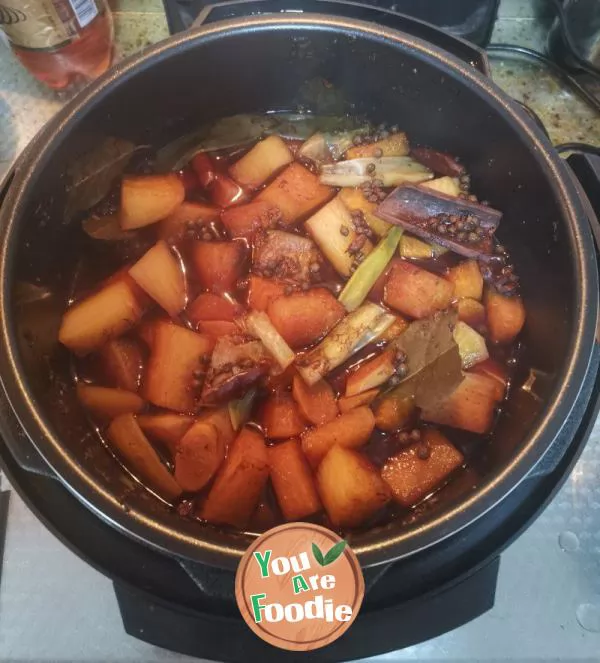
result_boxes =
[0,6,597,570]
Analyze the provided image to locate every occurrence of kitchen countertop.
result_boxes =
[1,1,600,661]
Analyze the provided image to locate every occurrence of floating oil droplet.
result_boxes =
[577,604,600,632]
[558,530,580,552]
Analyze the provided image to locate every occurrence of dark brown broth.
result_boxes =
[72,134,523,534]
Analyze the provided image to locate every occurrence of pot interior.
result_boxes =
[2,19,588,566]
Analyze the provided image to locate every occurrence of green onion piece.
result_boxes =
[228,388,257,431]
[297,303,395,385]
[338,227,403,312]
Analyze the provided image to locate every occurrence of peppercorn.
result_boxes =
[416,443,430,460]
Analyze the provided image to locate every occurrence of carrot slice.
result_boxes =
[261,392,307,439]
[197,320,240,338]
[301,406,375,468]
[247,275,288,312]
[187,292,242,324]
[77,384,144,421]
[200,427,269,528]
[175,421,225,492]
[107,414,182,501]
[137,413,195,455]
[292,373,338,426]
[99,337,144,392]
[269,440,322,521]
[338,388,379,413]
[198,407,236,448]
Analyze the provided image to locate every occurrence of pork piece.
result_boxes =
[253,230,323,286]
[201,336,270,405]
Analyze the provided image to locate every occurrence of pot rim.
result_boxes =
[0,14,596,569]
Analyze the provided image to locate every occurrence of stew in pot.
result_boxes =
[58,117,526,533]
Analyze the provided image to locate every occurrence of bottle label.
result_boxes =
[0,0,100,50]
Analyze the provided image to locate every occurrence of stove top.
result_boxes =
[162,0,500,45]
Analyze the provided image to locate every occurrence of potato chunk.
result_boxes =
[446,260,483,300]
[485,290,526,344]
[59,278,145,355]
[316,445,390,528]
[121,174,184,230]
[143,321,214,413]
[137,413,195,455]
[192,240,246,293]
[421,372,502,434]
[229,136,293,189]
[267,288,345,348]
[129,240,187,316]
[381,428,464,507]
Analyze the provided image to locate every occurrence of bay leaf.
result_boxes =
[65,137,145,222]
[155,113,366,172]
[82,214,133,241]
[390,309,464,410]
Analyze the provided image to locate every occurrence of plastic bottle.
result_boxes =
[0,0,114,90]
